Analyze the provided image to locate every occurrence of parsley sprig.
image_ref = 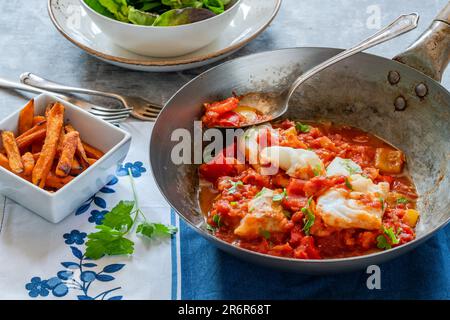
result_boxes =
[85,169,178,260]
[376,226,401,250]
[302,197,315,235]
[295,122,311,133]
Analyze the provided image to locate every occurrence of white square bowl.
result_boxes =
[0,93,131,223]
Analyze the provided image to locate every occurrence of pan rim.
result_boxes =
[150,46,450,266]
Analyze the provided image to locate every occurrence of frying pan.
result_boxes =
[150,4,450,273]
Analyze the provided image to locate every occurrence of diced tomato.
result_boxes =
[199,143,242,182]
[286,178,306,196]
[269,243,293,257]
[303,176,344,197]
[293,236,321,259]
[204,97,239,115]
[216,111,242,127]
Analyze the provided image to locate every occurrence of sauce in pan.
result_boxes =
[199,98,419,259]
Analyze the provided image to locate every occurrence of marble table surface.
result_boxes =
[0,0,448,118]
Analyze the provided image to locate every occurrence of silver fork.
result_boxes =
[0,78,131,125]
[21,73,162,121]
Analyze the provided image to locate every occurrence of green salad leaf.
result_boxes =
[84,0,232,26]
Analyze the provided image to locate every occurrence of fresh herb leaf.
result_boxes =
[259,229,271,240]
[376,226,400,250]
[230,201,238,207]
[376,235,391,250]
[137,222,178,238]
[397,197,409,204]
[295,122,311,133]
[205,223,215,232]
[312,164,323,176]
[101,200,135,231]
[227,180,243,194]
[272,188,287,202]
[302,198,315,235]
[85,168,177,260]
[212,214,222,227]
[345,178,353,190]
[85,225,134,260]
[379,197,385,211]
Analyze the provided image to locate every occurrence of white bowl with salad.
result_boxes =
[81,0,242,57]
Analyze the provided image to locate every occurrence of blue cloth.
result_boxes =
[180,222,450,300]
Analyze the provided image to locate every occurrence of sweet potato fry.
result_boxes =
[87,158,97,166]
[16,128,47,152]
[33,116,46,126]
[56,128,66,156]
[81,142,104,159]
[17,121,46,140]
[45,171,74,189]
[56,131,79,177]
[32,103,65,187]
[19,99,34,135]
[31,141,43,153]
[65,124,90,167]
[21,152,35,176]
[1,131,24,174]
[70,157,83,175]
[0,152,10,170]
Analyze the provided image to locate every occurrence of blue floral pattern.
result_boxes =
[88,210,108,225]
[63,230,87,245]
[25,161,147,300]
[116,162,146,178]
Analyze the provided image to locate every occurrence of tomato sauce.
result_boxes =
[199,118,419,260]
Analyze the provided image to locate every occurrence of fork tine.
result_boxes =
[91,113,130,121]
[145,104,163,111]
[131,112,157,121]
[89,109,132,117]
[143,109,160,116]
[92,105,133,112]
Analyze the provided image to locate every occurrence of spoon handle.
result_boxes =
[288,13,420,98]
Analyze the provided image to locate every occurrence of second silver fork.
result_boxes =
[21,73,162,121]
[0,77,131,125]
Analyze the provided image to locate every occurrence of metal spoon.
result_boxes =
[217,13,419,128]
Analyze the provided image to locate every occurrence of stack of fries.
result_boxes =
[0,99,105,191]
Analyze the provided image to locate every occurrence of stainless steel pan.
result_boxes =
[150,4,450,273]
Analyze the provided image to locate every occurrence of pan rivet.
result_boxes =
[388,71,400,85]
[415,83,428,98]
[394,96,407,111]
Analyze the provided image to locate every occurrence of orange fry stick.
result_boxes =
[19,99,34,135]
[45,171,74,189]
[81,142,104,160]
[17,128,47,152]
[0,153,10,170]
[87,158,97,166]
[1,131,24,174]
[70,157,83,176]
[56,131,79,177]
[65,124,90,167]
[32,103,65,187]
[33,116,46,126]
[56,128,65,156]
[21,152,35,176]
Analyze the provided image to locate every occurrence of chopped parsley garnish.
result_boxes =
[230,201,238,207]
[259,229,271,240]
[205,223,215,232]
[342,159,362,175]
[302,197,315,235]
[312,164,323,176]
[85,168,178,260]
[255,187,268,198]
[379,198,385,211]
[272,188,287,202]
[227,180,243,194]
[345,177,353,190]
[376,226,400,250]
[212,214,222,227]
[295,122,311,133]
[397,197,409,204]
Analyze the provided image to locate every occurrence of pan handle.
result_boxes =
[393,2,450,82]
